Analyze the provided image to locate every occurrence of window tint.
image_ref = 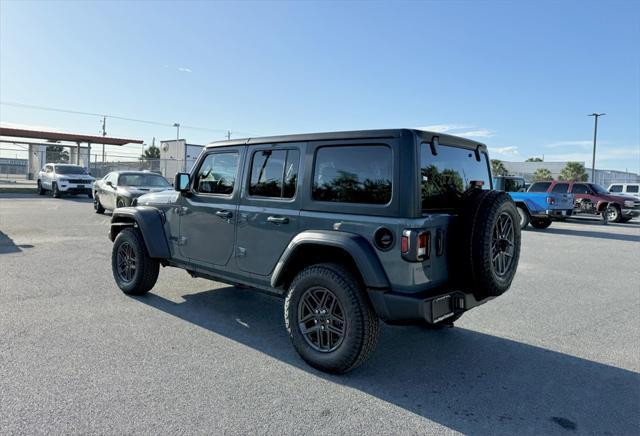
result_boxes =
[504,177,526,192]
[313,145,392,204]
[609,185,623,192]
[421,143,490,210]
[627,185,639,193]
[572,184,591,194]
[249,149,299,198]
[528,182,551,192]
[551,183,569,193]
[195,152,239,195]
[118,173,170,187]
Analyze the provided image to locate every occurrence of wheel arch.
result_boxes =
[110,207,170,259]
[271,231,390,292]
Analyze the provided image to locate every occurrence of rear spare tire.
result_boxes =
[450,190,521,298]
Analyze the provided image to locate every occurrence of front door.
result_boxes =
[236,144,302,275]
[571,182,598,211]
[179,148,243,267]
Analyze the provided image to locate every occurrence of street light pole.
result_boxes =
[588,113,605,182]
[173,123,180,140]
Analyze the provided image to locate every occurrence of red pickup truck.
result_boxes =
[528,180,640,223]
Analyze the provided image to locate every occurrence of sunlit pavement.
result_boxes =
[1,194,639,434]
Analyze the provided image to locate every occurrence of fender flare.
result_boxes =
[514,201,531,215]
[110,206,170,259]
[270,230,390,290]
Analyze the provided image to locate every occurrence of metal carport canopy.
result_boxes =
[0,127,143,146]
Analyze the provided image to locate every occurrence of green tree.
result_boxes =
[491,159,508,176]
[532,168,553,182]
[46,145,69,163]
[559,161,588,181]
[526,157,543,162]
[139,144,160,170]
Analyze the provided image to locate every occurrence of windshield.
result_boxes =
[421,143,491,211]
[590,183,610,195]
[118,173,170,187]
[55,165,87,175]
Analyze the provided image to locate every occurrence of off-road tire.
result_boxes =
[94,193,105,214]
[37,180,46,195]
[531,217,552,229]
[284,263,379,374]
[516,205,530,229]
[451,190,521,298]
[111,228,159,295]
[52,182,61,198]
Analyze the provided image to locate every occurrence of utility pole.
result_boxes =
[588,113,605,182]
[227,130,231,140]
[101,116,107,165]
[173,123,180,140]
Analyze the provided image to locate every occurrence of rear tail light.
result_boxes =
[401,229,431,261]
[546,196,556,205]
[400,235,409,253]
[417,231,430,260]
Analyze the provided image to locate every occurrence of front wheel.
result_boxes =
[111,228,159,295]
[52,182,61,198]
[516,206,530,229]
[605,205,621,223]
[37,180,46,195]
[94,193,105,214]
[284,263,379,374]
[531,217,552,229]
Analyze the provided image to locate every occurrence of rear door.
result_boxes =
[235,143,302,275]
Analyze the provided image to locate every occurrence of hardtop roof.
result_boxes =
[204,128,487,151]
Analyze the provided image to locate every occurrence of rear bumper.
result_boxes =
[367,288,494,324]
[546,209,572,217]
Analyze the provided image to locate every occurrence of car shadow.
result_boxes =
[537,227,639,242]
[0,231,34,254]
[134,287,639,434]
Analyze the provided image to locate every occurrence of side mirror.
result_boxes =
[174,172,191,193]
[106,181,113,187]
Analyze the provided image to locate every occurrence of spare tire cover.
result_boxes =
[449,190,521,298]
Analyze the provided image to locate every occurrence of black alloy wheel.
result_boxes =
[297,286,346,353]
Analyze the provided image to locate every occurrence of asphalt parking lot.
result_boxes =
[1,194,639,435]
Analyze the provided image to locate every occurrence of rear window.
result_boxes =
[118,173,170,187]
[249,149,299,198]
[504,177,526,192]
[528,182,551,192]
[551,183,569,193]
[626,185,639,193]
[312,145,392,204]
[420,143,491,210]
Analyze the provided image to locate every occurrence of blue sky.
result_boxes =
[1,0,639,172]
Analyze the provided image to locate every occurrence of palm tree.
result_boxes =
[491,159,508,176]
[139,145,160,170]
[532,168,553,182]
[559,162,588,181]
[525,157,543,162]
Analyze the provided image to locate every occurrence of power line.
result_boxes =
[0,101,258,136]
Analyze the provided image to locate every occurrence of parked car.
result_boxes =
[93,171,172,213]
[608,183,640,198]
[493,176,573,229]
[107,129,521,374]
[529,180,640,223]
[37,163,94,198]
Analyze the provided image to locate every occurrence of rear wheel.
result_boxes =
[37,180,45,195]
[516,205,530,229]
[531,217,552,229]
[285,263,379,374]
[111,228,159,295]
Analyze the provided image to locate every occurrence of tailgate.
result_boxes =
[550,193,574,209]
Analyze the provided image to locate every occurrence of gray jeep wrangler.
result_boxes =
[109,129,521,373]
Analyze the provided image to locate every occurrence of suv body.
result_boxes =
[108,129,521,373]
[493,176,573,229]
[529,180,640,222]
[37,163,94,198]
[608,183,640,198]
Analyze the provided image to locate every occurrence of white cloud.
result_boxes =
[489,146,520,157]
[544,147,639,163]
[178,67,192,73]
[416,124,495,138]
[544,140,593,149]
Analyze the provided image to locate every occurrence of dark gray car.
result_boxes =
[107,129,521,373]
[93,171,171,213]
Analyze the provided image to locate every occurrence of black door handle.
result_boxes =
[216,210,233,219]
[267,216,289,224]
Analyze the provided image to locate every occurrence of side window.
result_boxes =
[572,184,590,194]
[312,145,392,204]
[528,182,551,192]
[627,185,639,193]
[551,183,569,193]
[609,185,623,192]
[195,152,239,195]
[248,149,299,199]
